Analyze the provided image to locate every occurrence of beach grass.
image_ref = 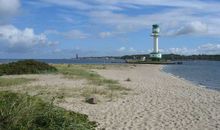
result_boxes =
[55,64,128,90]
[0,77,34,87]
[0,91,96,130]
[75,64,107,70]
[54,64,130,100]
[81,86,109,97]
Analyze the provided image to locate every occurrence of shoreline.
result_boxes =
[161,65,220,92]
[58,64,220,129]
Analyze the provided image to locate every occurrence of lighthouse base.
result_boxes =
[150,52,162,61]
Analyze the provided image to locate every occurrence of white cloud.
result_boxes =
[45,29,89,39]
[89,11,149,32]
[41,0,122,11]
[166,21,208,36]
[197,43,220,54]
[41,0,217,11]
[0,25,45,46]
[118,47,126,52]
[24,1,51,8]
[64,30,89,39]
[99,32,112,38]
[41,0,92,10]
[163,47,193,55]
[100,0,207,9]
[92,1,220,36]
[118,47,137,52]
[0,0,20,17]
[0,25,58,53]
[62,16,77,24]
[48,41,59,46]
[129,47,136,52]
[53,48,62,53]
[0,0,20,24]
[118,44,220,55]
[163,44,220,55]
[88,9,200,34]
[37,0,220,36]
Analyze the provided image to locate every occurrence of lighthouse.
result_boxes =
[150,24,162,60]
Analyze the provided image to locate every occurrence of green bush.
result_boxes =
[0,60,57,75]
[0,91,96,130]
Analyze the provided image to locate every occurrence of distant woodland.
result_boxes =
[121,54,220,61]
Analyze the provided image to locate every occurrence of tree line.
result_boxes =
[121,54,220,61]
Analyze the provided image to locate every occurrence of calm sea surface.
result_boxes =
[0,59,125,64]
[163,61,220,91]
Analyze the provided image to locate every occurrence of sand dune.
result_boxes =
[58,65,220,130]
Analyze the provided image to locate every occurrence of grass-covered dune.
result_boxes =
[0,91,96,130]
[0,60,98,129]
[0,60,57,75]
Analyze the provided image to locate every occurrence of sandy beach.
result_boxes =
[56,64,220,130]
[2,64,220,129]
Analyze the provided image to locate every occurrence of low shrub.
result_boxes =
[0,91,96,130]
[0,60,57,75]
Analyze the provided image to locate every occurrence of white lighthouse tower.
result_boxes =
[150,24,162,60]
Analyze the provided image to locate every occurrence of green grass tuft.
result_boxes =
[0,78,34,87]
[55,64,130,100]
[55,64,125,88]
[0,91,96,130]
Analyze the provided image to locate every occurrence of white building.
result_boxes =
[150,24,162,60]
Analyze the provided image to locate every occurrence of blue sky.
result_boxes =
[0,0,220,59]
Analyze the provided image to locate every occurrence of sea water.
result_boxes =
[0,58,125,64]
[163,61,220,91]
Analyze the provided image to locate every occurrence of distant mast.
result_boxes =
[150,24,162,61]
[76,54,79,59]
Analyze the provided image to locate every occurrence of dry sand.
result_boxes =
[57,64,220,130]
[2,64,219,129]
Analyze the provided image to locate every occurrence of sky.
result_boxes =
[0,0,220,59]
